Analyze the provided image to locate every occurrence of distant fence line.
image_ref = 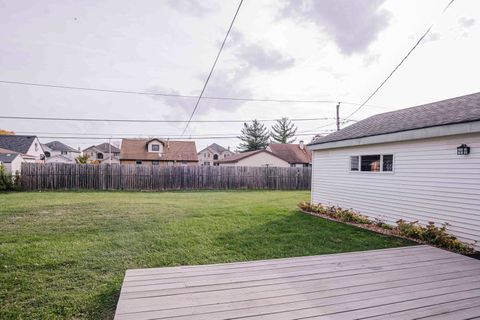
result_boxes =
[20,163,311,191]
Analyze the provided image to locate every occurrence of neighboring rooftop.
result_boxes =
[84,143,120,153]
[310,92,480,146]
[44,141,79,153]
[215,149,282,164]
[268,143,311,164]
[120,139,198,161]
[0,135,37,154]
[0,152,20,163]
[199,143,230,154]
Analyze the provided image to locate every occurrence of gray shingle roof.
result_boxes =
[199,143,229,154]
[0,152,19,163]
[45,141,79,152]
[310,92,480,146]
[0,135,37,154]
[84,143,120,153]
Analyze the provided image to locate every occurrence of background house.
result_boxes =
[267,141,312,167]
[120,138,198,166]
[215,149,290,167]
[0,135,45,162]
[198,143,234,166]
[0,148,26,173]
[308,92,480,249]
[83,143,120,164]
[42,141,80,163]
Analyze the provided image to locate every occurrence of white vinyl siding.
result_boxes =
[311,132,480,249]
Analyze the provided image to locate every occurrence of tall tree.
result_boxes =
[270,117,297,143]
[237,120,270,152]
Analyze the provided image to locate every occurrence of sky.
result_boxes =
[0,0,479,151]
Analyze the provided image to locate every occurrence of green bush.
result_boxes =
[299,202,475,254]
[0,165,15,191]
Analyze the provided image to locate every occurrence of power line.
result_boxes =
[16,129,336,137]
[32,132,323,141]
[345,0,455,120]
[0,79,392,109]
[0,115,340,123]
[181,0,244,135]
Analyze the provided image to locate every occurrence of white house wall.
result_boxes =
[25,137,45,160]
[219,152,290,167]
[311,132,480,248]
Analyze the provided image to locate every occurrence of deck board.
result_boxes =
[114,246,480,320]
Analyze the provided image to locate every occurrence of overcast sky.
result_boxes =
[0,0,479,151]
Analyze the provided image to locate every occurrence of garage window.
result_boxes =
[350,154,393,172]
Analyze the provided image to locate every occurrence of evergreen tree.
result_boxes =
[270,117,297,143]
[237,120,270,152]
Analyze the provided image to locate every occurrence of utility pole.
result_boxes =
[108,137,112,165]
[336,102,341,131]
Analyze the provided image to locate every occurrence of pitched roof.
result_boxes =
[268,143,311,164]
[0,135,37,154]
[83,143,120,153]
[215,149,285,164]
[95,143,120,153]
[0,152,20,163]
[120,139,198,161]
[45,141,79,153]
[310,92,480,146]
[198,143,230,154]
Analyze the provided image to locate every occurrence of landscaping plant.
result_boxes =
[298,201,475,254]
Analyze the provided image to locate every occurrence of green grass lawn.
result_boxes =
[0,191,413,319]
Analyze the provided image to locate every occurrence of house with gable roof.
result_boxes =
[266,141,312,167]
[0,135,45,162]
[42,141,80,163]
[83,142,120,164]
[197,143,234,166]
[120,138,198,166]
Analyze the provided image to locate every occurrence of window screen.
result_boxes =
[350,156,359,171]
[382,154,393,171]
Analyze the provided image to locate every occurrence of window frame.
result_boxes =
[151,144,160,152]
[151,160,159,165]
[349,154,394,173]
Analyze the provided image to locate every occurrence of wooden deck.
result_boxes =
[114,245,480,320]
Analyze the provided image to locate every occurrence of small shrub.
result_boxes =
[0,164,14,191]
[299,202,475,254]
[396,219,424,239]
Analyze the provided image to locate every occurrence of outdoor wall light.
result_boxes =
[457,144,470,155]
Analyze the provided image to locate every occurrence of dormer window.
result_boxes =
[147,139,164,153]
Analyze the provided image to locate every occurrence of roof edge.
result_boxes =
[308,121,480,151]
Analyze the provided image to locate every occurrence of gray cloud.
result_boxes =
[280,0,390,55]
[227,30,295,71]
[147,29,293,114]
[146,68,252,116]
[423,32,441,43]
[236,44,295,70]
[459,17,475,28]
[166,0,217,17]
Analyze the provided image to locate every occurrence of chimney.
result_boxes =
[228,146,230,151]
[299,140,304,150]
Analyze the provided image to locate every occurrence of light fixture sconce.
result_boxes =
[457,144,470,155]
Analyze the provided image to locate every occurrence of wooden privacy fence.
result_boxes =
[20,163,311,191]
